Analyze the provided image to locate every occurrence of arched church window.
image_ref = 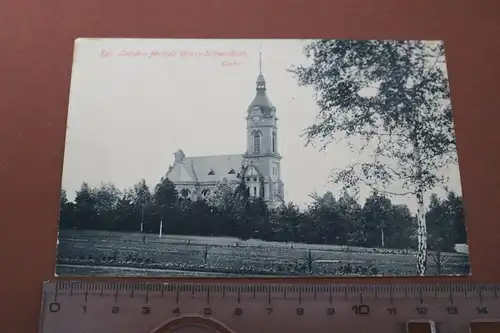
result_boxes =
[201,189,211,197]
[253,131,261,154]
[253,187,257,197]
[272,132,276,153]
[180,189,190,198]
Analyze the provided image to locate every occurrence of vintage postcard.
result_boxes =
[56,38,470,277]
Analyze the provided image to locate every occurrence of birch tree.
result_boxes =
[132,179,153,232]
[289,40,456,275]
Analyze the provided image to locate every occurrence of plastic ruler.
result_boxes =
[39,281,500,333]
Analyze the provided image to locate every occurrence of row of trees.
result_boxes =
[60,177,466,254]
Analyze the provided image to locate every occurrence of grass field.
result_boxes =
[56,229,470,277]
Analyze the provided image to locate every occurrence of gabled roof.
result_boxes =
[166,151,245,183]
[243,164,262,178]
[166,162,195,182]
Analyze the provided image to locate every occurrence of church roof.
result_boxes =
[249,91,274,113]
[243,163,262,178]
[248,73,275,114]
[166,151,245,183]
[165,162,194,182]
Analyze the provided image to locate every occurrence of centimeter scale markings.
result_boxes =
[40,281,500,333]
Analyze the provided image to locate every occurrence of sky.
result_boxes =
[61,38,463,213]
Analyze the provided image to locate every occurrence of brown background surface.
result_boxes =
[1,0,499,332]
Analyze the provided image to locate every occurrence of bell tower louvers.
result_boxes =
[243,52,284,209]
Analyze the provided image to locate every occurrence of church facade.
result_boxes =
[165,67,285,209]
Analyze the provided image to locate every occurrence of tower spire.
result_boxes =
[259,48,262,75]
[256,47,266,90]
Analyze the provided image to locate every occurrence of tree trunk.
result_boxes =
[140,205,144,232]
[159,209,164,238]
[381,228,385,248]
[414,144,428,276]
[436,251,442,276]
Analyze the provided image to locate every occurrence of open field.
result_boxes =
[56,229,470,277]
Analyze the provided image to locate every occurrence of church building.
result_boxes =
[165,59,285,209]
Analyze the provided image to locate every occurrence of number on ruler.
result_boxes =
[446,307,458,315]
[82,305,87,314]
[172,308,180,315]
[416,307,428,315]
[234,308,243,316]
[111,306,120,314]
[296,308,304,315]
[142,306,150,314]
[352,305,370,315]
[49,302,60,313]
[387,308,397,315]
[266,307,273,314]
[327,308,335,315]
[203,308,211,316]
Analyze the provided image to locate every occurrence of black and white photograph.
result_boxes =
[56,38,470,277]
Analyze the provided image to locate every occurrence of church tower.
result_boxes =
[243,52,284,209]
